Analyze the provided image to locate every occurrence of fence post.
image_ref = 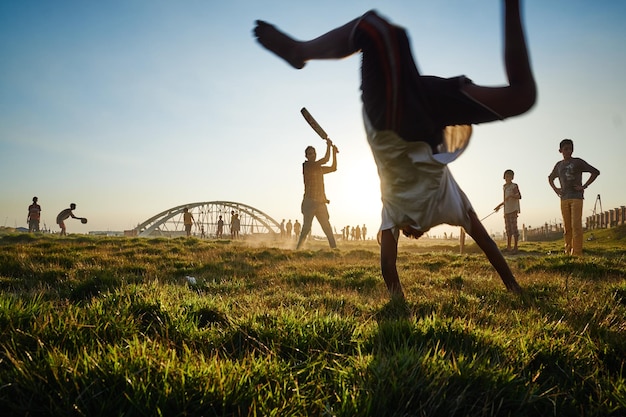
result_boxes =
[610,208,616,228]
[526,203,625,238]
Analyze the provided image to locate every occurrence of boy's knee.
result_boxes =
[513,81,537,116]
[354,10,395,45]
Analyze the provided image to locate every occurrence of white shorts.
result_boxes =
[364,110,475,237]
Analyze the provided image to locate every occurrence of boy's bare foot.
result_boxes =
[254,20,305,69]
[506,278,522,294]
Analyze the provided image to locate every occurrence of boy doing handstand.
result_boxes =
[254,0,536,297]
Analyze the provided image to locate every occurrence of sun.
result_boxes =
[326,153,469,241]
[325,154,382,231]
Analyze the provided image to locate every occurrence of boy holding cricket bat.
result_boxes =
[297,140,338,249]
[254,0,535,298]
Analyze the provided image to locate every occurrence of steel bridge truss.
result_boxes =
[134,201,282,238]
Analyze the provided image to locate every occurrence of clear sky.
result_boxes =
[1,1,625,238]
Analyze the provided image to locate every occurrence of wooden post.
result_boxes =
[459,227,466,254]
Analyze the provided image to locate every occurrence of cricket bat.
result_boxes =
[300,107,338,152]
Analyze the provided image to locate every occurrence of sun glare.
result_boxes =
[328,155,381,229]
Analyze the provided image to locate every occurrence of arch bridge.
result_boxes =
[133,201,282,238]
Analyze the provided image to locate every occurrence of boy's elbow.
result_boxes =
[511,81,537,116]
[519,84,537,114]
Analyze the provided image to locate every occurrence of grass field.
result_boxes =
[0,227,625,416]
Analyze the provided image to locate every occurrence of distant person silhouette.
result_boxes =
[183,208,194,237]
[56,203,79,236]
[494,169,521,253]
[231,212,240,239]
[286,219,293,238]
[293,219,301,240]
[296,140,338,249]
[217,215,224,238]
[27,196,41,233]
[362,224,367,240]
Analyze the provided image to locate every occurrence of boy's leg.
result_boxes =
[315,204,337,249]
[253,18,360,69]
[505,212,519,250]
[354,12,448,147]
[571,199,584,256]
[467,211,522,293]
[513,213,519,251]
[461,0,536,118]
[255,12,436,143]
[380,229,405,299]
[297,211,314,249]
[560,199,573,255]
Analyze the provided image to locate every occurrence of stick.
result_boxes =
[481,201,505,221]
[480,210,497,222]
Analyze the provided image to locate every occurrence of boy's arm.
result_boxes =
[581,164,600,190]
[513,184,521,199]
[548,162,565,196]
[318,140,332,164]
[548,176,561,196]
[323,145,338,174]
[583,172,599,189]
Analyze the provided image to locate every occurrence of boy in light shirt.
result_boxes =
[495,170,521,253]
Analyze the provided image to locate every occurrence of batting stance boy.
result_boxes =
[296,138,338,249]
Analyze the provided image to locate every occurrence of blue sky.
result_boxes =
[1,1,624,238]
